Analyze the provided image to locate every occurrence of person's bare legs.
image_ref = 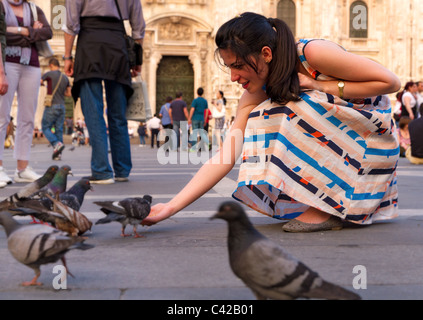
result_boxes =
[17,159,29,171]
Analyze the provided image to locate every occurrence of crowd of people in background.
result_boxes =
[395,80,423,164]
[138,88,234,152]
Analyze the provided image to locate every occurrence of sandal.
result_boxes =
[282,215,343,233]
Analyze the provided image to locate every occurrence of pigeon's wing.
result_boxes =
[119,198,151,220]
[45,194,92,235]
[93,201,126,215]
[4,165,59,202]
[13,199,64,224]
[232,238,318,300]
[59,193,80,211]
[7,225,65,264]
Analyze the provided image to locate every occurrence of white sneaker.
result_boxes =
[0,166,12,185]
[0,181,7,188]
[14,167,42,183]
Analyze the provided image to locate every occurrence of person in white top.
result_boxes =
[211,90,226,149]
[401,81,418,120]
[147,114,162,148]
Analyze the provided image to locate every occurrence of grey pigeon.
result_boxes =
[40,178,93,211]
[0,211,94,286]
[0,165,59,210]
[12,193,93,236]
[33,165,73,198]
[211,202,361,300]
[94,195,152,238]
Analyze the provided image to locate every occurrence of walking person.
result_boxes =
[159,96,172,146]
[188,87,209,151]
[63,0,145,184]
[137,122,146,146]
[143,12,401,233]
[0,4,8,189]
[147,114,161,148]
[41,57,71,160]
[0,0,52,184]
[211,90,226,150]
[169,91,188,151]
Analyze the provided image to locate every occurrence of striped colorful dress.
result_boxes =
[232,39,399,225]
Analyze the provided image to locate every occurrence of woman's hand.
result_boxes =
[298,73,322,91]
[141,203,175,226]
[0,72,8,96]
[33,21,43,29]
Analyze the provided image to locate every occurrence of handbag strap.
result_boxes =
[29,2,37,21]
[51,72,63,98]
[113,0,123,21]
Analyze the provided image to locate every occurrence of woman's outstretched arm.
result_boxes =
[142,91,267,225]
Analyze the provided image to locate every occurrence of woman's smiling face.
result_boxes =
[219,48,269,94]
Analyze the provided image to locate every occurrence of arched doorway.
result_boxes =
[156,56,194,111]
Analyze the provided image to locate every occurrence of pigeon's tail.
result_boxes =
[73,242,95,251]
[306,280,361,300]
[95,216,113,225]
[95,212,122,225]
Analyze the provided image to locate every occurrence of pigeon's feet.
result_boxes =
[133,233,145,238]
[120,233,132,237]
[21,276,42,286]
[133,226,144,238]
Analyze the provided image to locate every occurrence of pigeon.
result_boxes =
[0,165,58,210]
[40,178,93,211]
[33,165,73,198]
[13,193,93,236]
[0,211,94,286]
[211,201,361,300]
[94,195,152,238]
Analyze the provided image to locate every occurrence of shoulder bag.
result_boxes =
[113,0,143,68]
[44,72,63,107]
[29,2,54,58]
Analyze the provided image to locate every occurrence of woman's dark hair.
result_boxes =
[219,90,227,105]
[398,81,417,103]
[404,81,416,91]
[215,12,300,104]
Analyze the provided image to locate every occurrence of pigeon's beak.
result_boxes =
[69,170,74,176]
[210,212,221,220]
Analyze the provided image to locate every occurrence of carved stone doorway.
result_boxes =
[156,56,194,111]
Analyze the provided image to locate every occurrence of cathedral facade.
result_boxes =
[31,0,422,125]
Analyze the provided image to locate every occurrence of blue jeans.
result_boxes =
[41,104,65,147]
[190,120,208,149]
[139,135,145,144]
[79,79,132,180]
[172,120,189,151]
